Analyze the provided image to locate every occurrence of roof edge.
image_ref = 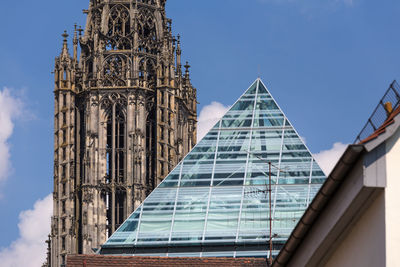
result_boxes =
[272,144,365,267]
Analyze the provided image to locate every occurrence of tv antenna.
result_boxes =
[245,151,286,265]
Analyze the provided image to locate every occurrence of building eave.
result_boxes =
[272,144,365,267]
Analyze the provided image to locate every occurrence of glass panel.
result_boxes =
[171,188,209,242]
[243,80,258,95]
[204,187,241,241]
[102,79,327,258]
[258,80,269,95]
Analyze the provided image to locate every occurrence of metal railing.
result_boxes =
[354,80,400,144]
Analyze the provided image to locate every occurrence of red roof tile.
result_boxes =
[67,255,268,267]
[360,105,400,144]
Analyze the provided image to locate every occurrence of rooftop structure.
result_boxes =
[355,80,400,143]
[273,83,400,267]
[99,79,327,258]
[67,255,268,267]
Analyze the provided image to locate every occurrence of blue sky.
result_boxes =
[0,0,399,264]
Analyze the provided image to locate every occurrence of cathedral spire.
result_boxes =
[184,61,191,80]
[61,31,70,58]
[73,25,79,64]
[54,30,74,91]
[176,35,182,76]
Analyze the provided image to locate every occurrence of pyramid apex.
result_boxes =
[101,77,327,258]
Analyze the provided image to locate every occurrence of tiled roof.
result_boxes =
[67,255,268,267]
[360,105,400,144]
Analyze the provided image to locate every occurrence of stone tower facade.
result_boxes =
[50,0,197,266]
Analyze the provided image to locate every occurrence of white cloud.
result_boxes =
[197,101,230,141]
[314,142,348,175]
[0,88,23,183]
[0,194,52,267]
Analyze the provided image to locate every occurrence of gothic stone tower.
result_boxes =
[51,0,197,266]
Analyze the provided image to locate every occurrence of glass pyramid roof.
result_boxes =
[100,79,326,258]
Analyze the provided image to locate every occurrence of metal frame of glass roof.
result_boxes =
[100,79,326,258]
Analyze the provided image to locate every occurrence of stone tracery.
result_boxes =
[106,5,132,50]
[102,55,129,87]
[50,1,197,266]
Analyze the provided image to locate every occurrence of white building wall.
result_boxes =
[323,191,386,267]
[385,126,400,267]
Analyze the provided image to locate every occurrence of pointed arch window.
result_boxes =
[106,104,126,184]
[137,8,158,55]
[137,9,156,41]
[106,5,132,50]
[103,55,128,87]
[105,102,127,235]
[138,58,156,87]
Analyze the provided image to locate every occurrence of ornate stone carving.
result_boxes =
[102,55,130,87]
[83,188,94,204]
[51,1,197,266]
[105,5,132,51]
[100,93,128,110]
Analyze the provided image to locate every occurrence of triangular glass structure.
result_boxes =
[100,79,326,258]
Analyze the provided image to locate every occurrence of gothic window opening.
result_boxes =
[115,107,125,184]
[160,126,164,141]
[63,130,67,144]
[106,104,126,184]
[106,123,112,184]
[146,59,156,87]
[62,147,66,161]
[63,112,66,126]
[138,59,145,81]
[105,103,127,235]
[106,5,131,50]
[63,94,67,107]
[160,109,164,122]
[137,9,156,40]
[145,111,155,190]
[103,55,128,87]
[160,64,165,79]
[160,145,164,158]
[62,165,66,179]
[105,36,131,51]
[137,8,158,55]
[103,190,111,236]
[160,162,164,176]
[138,58,156,87]
[85,59,94,83]
[115,189,126,229]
